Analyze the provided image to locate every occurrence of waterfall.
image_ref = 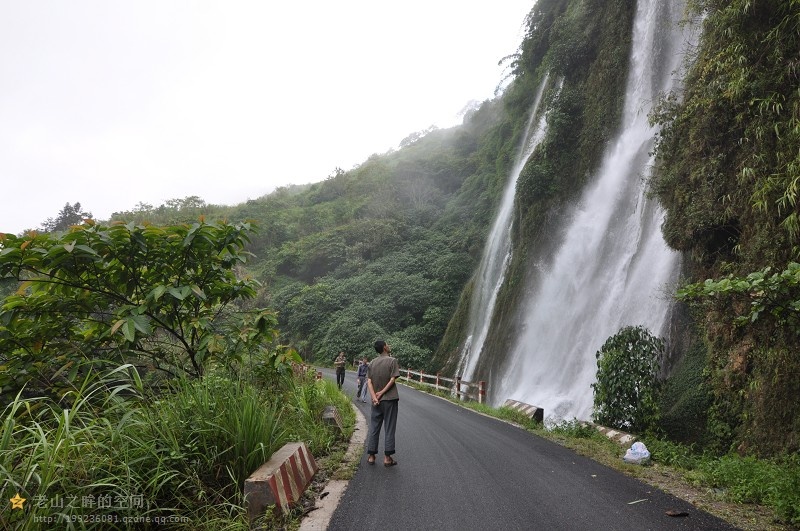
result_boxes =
[458,74,553,381]
[494,1,693,421]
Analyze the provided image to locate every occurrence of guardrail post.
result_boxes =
[420,369,424,383]
[435,372,440,390]
[478,381,486,404]
[455,376,461,399]
[406,368,411,379]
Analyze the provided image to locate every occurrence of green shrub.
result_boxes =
[549,419,599,440]
[592,326,664,433]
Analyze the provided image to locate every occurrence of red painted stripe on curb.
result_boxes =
[297,447,312,478]
[288,454,304,497]
[280,461,299,504]
[268,475,282,508]
[276,469,291,511]
[300,445,317,476]
[244,442,319,518]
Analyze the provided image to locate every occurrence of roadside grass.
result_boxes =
[0,365,351,530]
[398,379,800,530]
[642,438,800,527]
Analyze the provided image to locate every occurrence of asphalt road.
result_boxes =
[321,368,738,531]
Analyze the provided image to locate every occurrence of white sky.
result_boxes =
[0,1,533,234]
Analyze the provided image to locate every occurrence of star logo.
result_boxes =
[10,493,26,510]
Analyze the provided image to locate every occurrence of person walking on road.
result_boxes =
[366,340,400,467]
[334,352,346,389]
[356,356,369,401]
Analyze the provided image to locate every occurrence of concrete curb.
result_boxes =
[298,402,367,530]
[591,424,637,446]
[244,441,318,519]
[502,398,544,423]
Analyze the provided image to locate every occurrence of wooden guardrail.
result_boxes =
[398,368,487,404]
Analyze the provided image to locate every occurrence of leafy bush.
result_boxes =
[385,336,430,371]
[0,221,290,401]
[677,262,800,331]
[592,326,664,433]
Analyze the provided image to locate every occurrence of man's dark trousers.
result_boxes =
[367,399,398,456]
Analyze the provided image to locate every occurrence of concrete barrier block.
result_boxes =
[322,405,344,434]
[593,424,637,446]
[244,441,318,519]
[503,399,544,423]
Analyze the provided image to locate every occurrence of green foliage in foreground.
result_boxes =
[0,221,297,402]
[592,326,663,433]
[0,365,352,530]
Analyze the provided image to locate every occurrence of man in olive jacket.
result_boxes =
[366,340,400,467]
[334,351,346,389]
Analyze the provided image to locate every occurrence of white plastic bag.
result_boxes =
[622,441,651,464]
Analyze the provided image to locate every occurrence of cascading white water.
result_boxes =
[458,75,554,380]
[494,0,693,421]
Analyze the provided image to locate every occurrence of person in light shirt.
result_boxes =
[366,340,400,467]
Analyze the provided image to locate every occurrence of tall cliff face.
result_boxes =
[437,0,694,422]
[650,1,800,456]
[434,0,637,373]
[495,0,692,421]
[437,0,800,455]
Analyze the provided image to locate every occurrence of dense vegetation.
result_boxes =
[1,366,352,530]
[650,0,800,457]
[0,221,286,401]
[0,221,352,528]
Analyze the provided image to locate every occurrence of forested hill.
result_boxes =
[20,0,798,458]
[111,96,521,370]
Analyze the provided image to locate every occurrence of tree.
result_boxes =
[163,196,207,210]
[591,326,664,433]
[0,220,294,400]
[385,336,429,370]
[40,202,93,232]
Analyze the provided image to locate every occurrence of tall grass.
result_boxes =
[0,364,348,530]
[644,438,800,526]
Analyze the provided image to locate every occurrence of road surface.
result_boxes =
[321,368,738,530]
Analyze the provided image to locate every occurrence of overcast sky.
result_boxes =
[0,1,533,234]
